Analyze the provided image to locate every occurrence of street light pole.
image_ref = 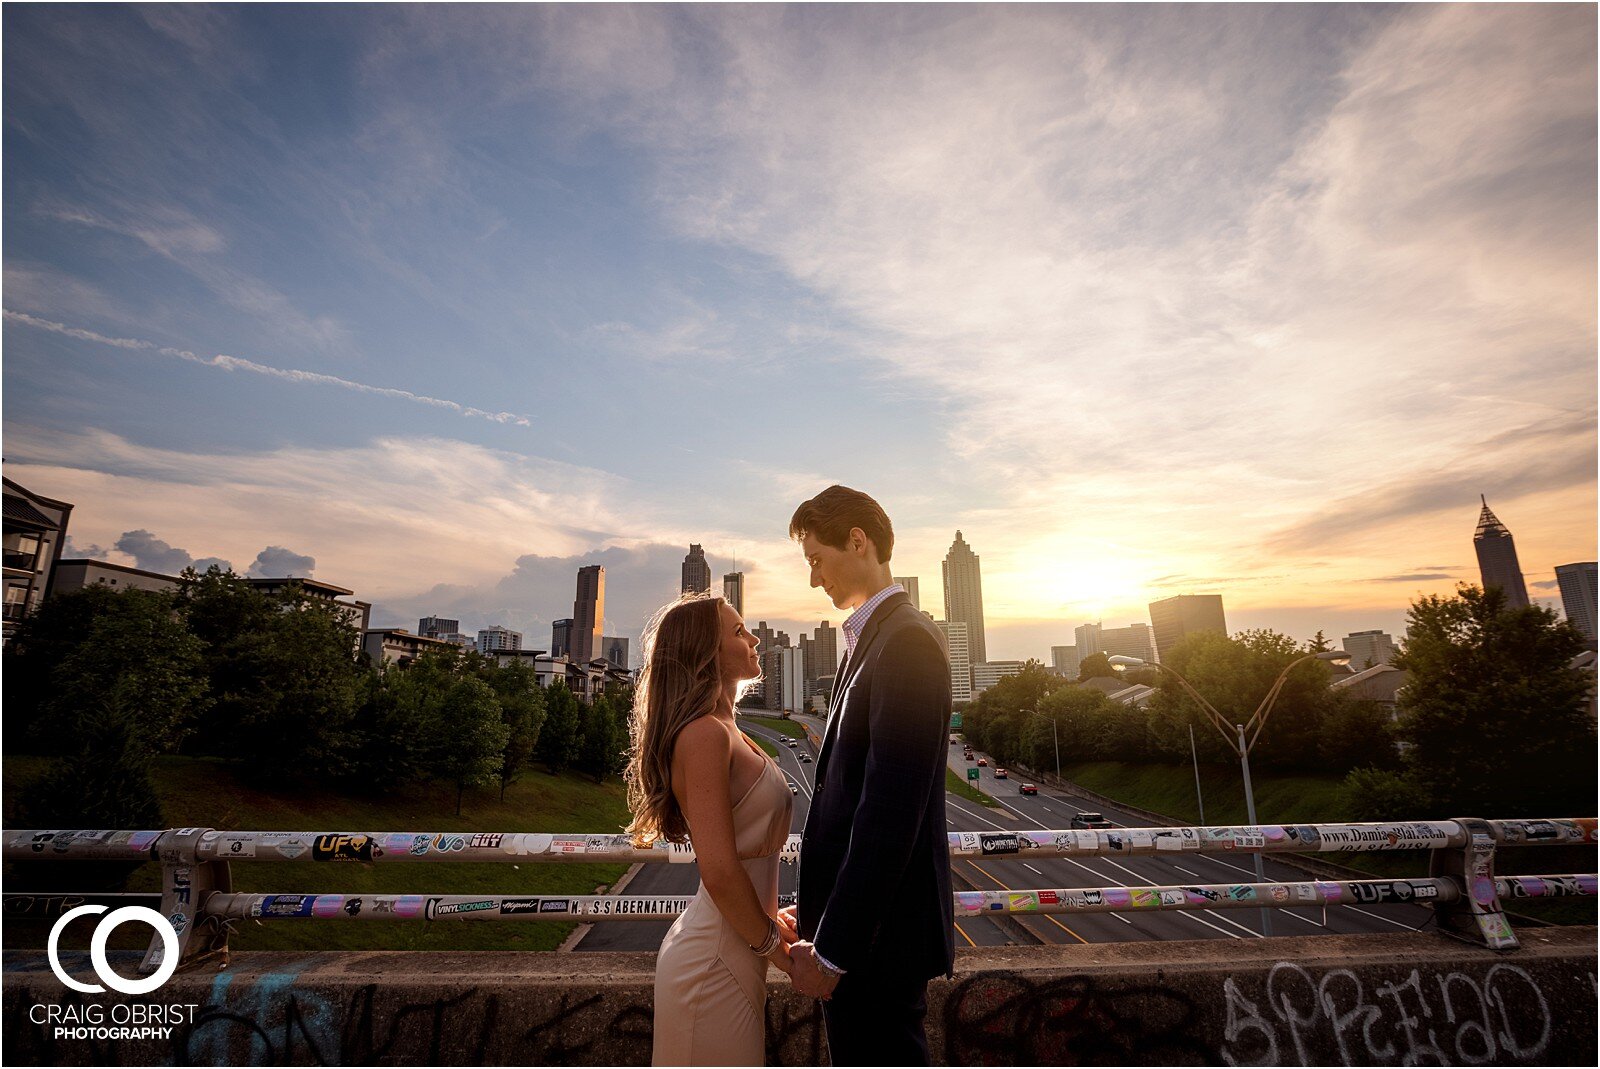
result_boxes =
[1188,723,1205,826]
[1236,720,1271,936]
[1108,649,1349,940]
[1027,707,1062,782]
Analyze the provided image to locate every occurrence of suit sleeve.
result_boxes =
[813,626,949,970]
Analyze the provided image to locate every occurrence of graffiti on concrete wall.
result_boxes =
[1221,960,1575,1067]
[941,971,1214,1065]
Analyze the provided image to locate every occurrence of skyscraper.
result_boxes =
[1555,562,1598,644]
[682,544,711,595]
[723,572,745,616]
[1473,497,1530,609]
[572,565,604,663]
[551,619,572,658]
[942,531,986,666]
[602,635,630,670]
[1076,622,1155,663]
[1342,630,1397,669]
[1148,595,1227,661]
[477,625,522,654]
[893,576,920,611]
[1050,645,1081,678]
[1074,622,1101,657]
[936,620,973,704]
[810,621,839,681]
[417,616,459,639]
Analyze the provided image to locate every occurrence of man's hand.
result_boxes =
[787,941,840,1000]
[776,904,800,944]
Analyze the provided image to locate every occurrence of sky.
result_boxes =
[3,4,1595,665]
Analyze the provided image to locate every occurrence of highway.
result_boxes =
[575,716,1434,952]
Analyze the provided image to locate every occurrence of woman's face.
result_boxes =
[717,601,761,683]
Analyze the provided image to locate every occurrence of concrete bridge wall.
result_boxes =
[4,928,1594,1066]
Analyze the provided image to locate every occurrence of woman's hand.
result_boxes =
[776,904,800,943]
[765,938,794,975]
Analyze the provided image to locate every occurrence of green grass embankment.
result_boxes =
[3,754,632,952]
[946,768,999,808]
[1049,759,1596,926]
[742,715,807,740]
[740,729,779,757]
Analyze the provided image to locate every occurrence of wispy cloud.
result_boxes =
[4,310,533,426]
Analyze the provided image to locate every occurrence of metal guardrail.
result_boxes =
[6,818,1594,974]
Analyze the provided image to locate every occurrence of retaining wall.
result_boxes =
[4,928,1594,1065]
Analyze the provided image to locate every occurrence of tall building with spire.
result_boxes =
[942,531,987,667]
[1473,497,1530,609]
[723,572,745,616]
[682,544,711,595]
[572,565,604,663]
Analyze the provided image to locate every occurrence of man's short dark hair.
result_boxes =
[789,485,894,563]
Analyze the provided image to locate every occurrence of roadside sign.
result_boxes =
[950,712,963,729]
[967,766,979,782]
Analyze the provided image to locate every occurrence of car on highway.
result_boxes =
[1070,812,1113,829]
[785,739,798,748]
[994,768,1007,780]
[787,779,799,794]
[977,758,987,767]
[1019,784,1037,795]
[799,753,812,763]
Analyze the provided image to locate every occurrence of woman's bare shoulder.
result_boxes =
[675,713,733,753]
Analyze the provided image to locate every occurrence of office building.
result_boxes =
[778,646,804,714]
[551,618,573,658]
[601,635,630,670]
[1556,562,1598,645]
[363,628,458,668]
[942,531,987,666]
[417,616,459,639]
[936,620,973,704]
[572,564,604,663]
[1074,622,1101,657]
[894,576,920,611]
[723,571,744,616]
[1050,645,1081,678]
[1342,630,1398,669]
[476,625,523,654]
[1473,496,1530,609]
[682,544,711,595]
[51,558,180,597]
[810,621,839,681]
[1148,594,1227,661]
[972,660,1025,695]
[3,477,72,645]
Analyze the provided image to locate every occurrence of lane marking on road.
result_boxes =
[746,724,815,804]
[1173,865,1200,878]
[964,861,1088,944]
[954,922,977,948]
[1041,806,1052,812]
[1341,904,1430,931]
[1024,863,1044,875]
[1091,854,1261,939]
[946,799,1011,832]
[1283,909,1327,929]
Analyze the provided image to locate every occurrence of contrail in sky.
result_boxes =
[3,309,533,427]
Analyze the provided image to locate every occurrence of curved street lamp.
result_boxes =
[1109,648,1350,936]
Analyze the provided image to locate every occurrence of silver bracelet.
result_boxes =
[749,919,780,956]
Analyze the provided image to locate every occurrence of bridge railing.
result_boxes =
[5,818,1593,975]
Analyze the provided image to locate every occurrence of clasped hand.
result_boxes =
[776,906,838,1000]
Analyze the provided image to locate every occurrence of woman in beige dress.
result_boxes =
[627,594,797,1066]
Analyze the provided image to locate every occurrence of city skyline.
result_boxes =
[4,6,1593,660]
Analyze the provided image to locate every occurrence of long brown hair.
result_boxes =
[625,593,731,845]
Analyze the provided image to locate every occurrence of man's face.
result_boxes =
[801,531,866,610]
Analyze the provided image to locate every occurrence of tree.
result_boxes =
[536,682,582,773]
[579,695,628,783]
[1307,630,1332,653]
[430,676,509,815]
[1142,629,1345,770]
[487,661,546,799]
[14,696,167,892]
[7,584,209,758]
[175,570,367,781]
[1385,585,1594,817]
[1076,652,1118,681]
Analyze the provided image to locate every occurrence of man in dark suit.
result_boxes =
[778,485,955,1066]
